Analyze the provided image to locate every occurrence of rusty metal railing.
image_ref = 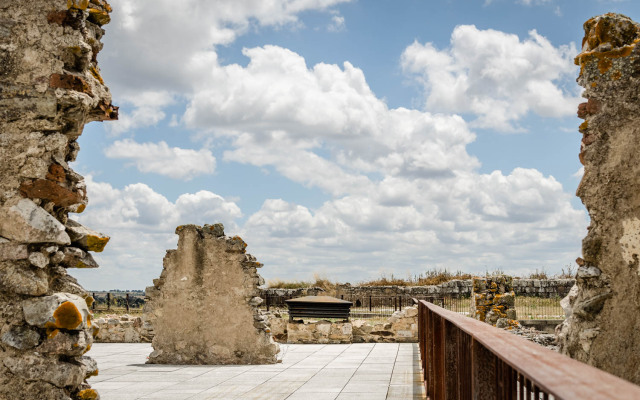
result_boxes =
[415,299,640,399]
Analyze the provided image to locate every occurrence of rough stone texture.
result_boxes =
[0,0,116,398]
[286,321,353,344]
[471,276,518,328]
[557,13,640,385]
[335,278,574,300]
[144,224,279,364]
[93,314,152,343]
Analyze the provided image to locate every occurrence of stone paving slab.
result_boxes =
[88,343,427,399]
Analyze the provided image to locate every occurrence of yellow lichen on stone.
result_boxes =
[90,0,112,12]
[89,66,104,85]
[87,8,111,25]
[575,13,640,76]
[68,0,89,10]
[76,389,99,400]
[86,234,109,252]
[580,121,589,133]
[53,301,83,330]
[85,296,94,308]
[582,13,639,52]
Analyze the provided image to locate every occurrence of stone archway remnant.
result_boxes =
[0,0,116,399]
[557,13,640,385]
[143,224,280,364]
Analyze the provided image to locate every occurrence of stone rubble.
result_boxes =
[509,326,558,351]
[143,224,279,364]
[557,13,640,385]
[0,0,116,398]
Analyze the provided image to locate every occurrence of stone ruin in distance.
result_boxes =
[144,224,280,364]
[0,0,116,399]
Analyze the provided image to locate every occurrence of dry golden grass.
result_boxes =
[358,269,474,287]
[266,266,576,291]
[267,274,338,295]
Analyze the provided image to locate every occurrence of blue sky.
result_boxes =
[70,0,640,290]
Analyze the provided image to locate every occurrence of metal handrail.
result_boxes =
[414,299,640,399]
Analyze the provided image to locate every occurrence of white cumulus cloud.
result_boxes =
[184,45,481,194]
[104,139,216,180]
[102,0,353,97]
[328,14,345,32]
[401,25,580,131]
[106,91,174,136]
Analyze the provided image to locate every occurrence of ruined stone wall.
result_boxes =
[144,224,279,364]
[93,314,152,343]
[471,276,517,328]
[335,279,574,299]
[557,13,640,384]
[0,1,116,399]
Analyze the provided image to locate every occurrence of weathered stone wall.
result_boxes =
[286,321,353,344]
[93,314,152,343]
[269,306,419,344]
[557,13,640,384]
[144,224,279,364]
[0,1,116,399]
[512,279,574,297]
[471,276,518,328]
[335,278,574,299]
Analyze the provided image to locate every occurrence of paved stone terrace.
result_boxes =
[88,343,426,399]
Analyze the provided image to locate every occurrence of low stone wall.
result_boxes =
[336,280,471,298]
[260,287,325,298]
[286,321,353,344]
[512,279,574,298]
[268,306,419,344]
[335,278,575,299]
[93,314,152,343]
